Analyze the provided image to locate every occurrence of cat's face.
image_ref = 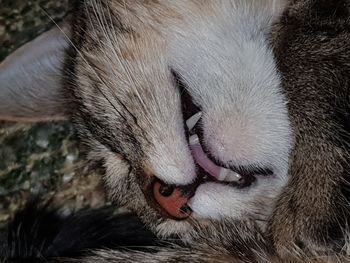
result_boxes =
[66,0,292,237]
[2,0,350,255]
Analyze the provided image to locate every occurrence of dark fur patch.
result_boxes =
[1,200,161,261]
[270,0,350,253]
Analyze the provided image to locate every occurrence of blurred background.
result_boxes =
[0,0,108,229]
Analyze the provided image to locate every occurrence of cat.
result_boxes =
[1,0,291,239]
[1,0,350,261]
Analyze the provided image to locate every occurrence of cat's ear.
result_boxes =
[0,22,71,122]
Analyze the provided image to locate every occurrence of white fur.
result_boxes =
[189,178,285,221]
[144,0,292,190]
[164,0,292,219]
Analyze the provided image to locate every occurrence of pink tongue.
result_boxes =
[190,143,221,179]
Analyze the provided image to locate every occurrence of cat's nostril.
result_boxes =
[153,181,191,220]
[159,185,174,197]
[180,204,192,215]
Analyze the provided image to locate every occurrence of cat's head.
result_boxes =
[0,0,291,238]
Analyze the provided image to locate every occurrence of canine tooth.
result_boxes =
[218,168,230,181]
[219,168,242,182]
[189,134,200,145]
[186,112,202,131]
[225,172,242,182]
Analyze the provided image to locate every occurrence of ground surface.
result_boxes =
[0,0,110,229]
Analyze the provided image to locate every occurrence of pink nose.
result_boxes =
[153,182,191,220]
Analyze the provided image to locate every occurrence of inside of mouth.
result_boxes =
[189,134,242,182]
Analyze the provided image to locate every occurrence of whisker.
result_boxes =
[91,0,148,115]
[91,0,142,125]
[103,1,152,113]
[39,5,131,124]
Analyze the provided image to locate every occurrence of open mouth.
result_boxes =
[182,92,254,189]
[150,71,273,220]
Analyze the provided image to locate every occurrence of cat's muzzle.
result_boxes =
[148,111,263,220]
[145,74,273,220]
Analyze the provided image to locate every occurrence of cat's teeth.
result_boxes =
[218,168,230,181]
[189,134,200,145]
[189,133,242,182]
[186,112,202,131]
[218,168,242,182]
[225,172,242,182]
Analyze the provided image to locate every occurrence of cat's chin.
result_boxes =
[149,165,278,220]
[186,170,280,226]
[149,176,281,238]
[188,177,283,223]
